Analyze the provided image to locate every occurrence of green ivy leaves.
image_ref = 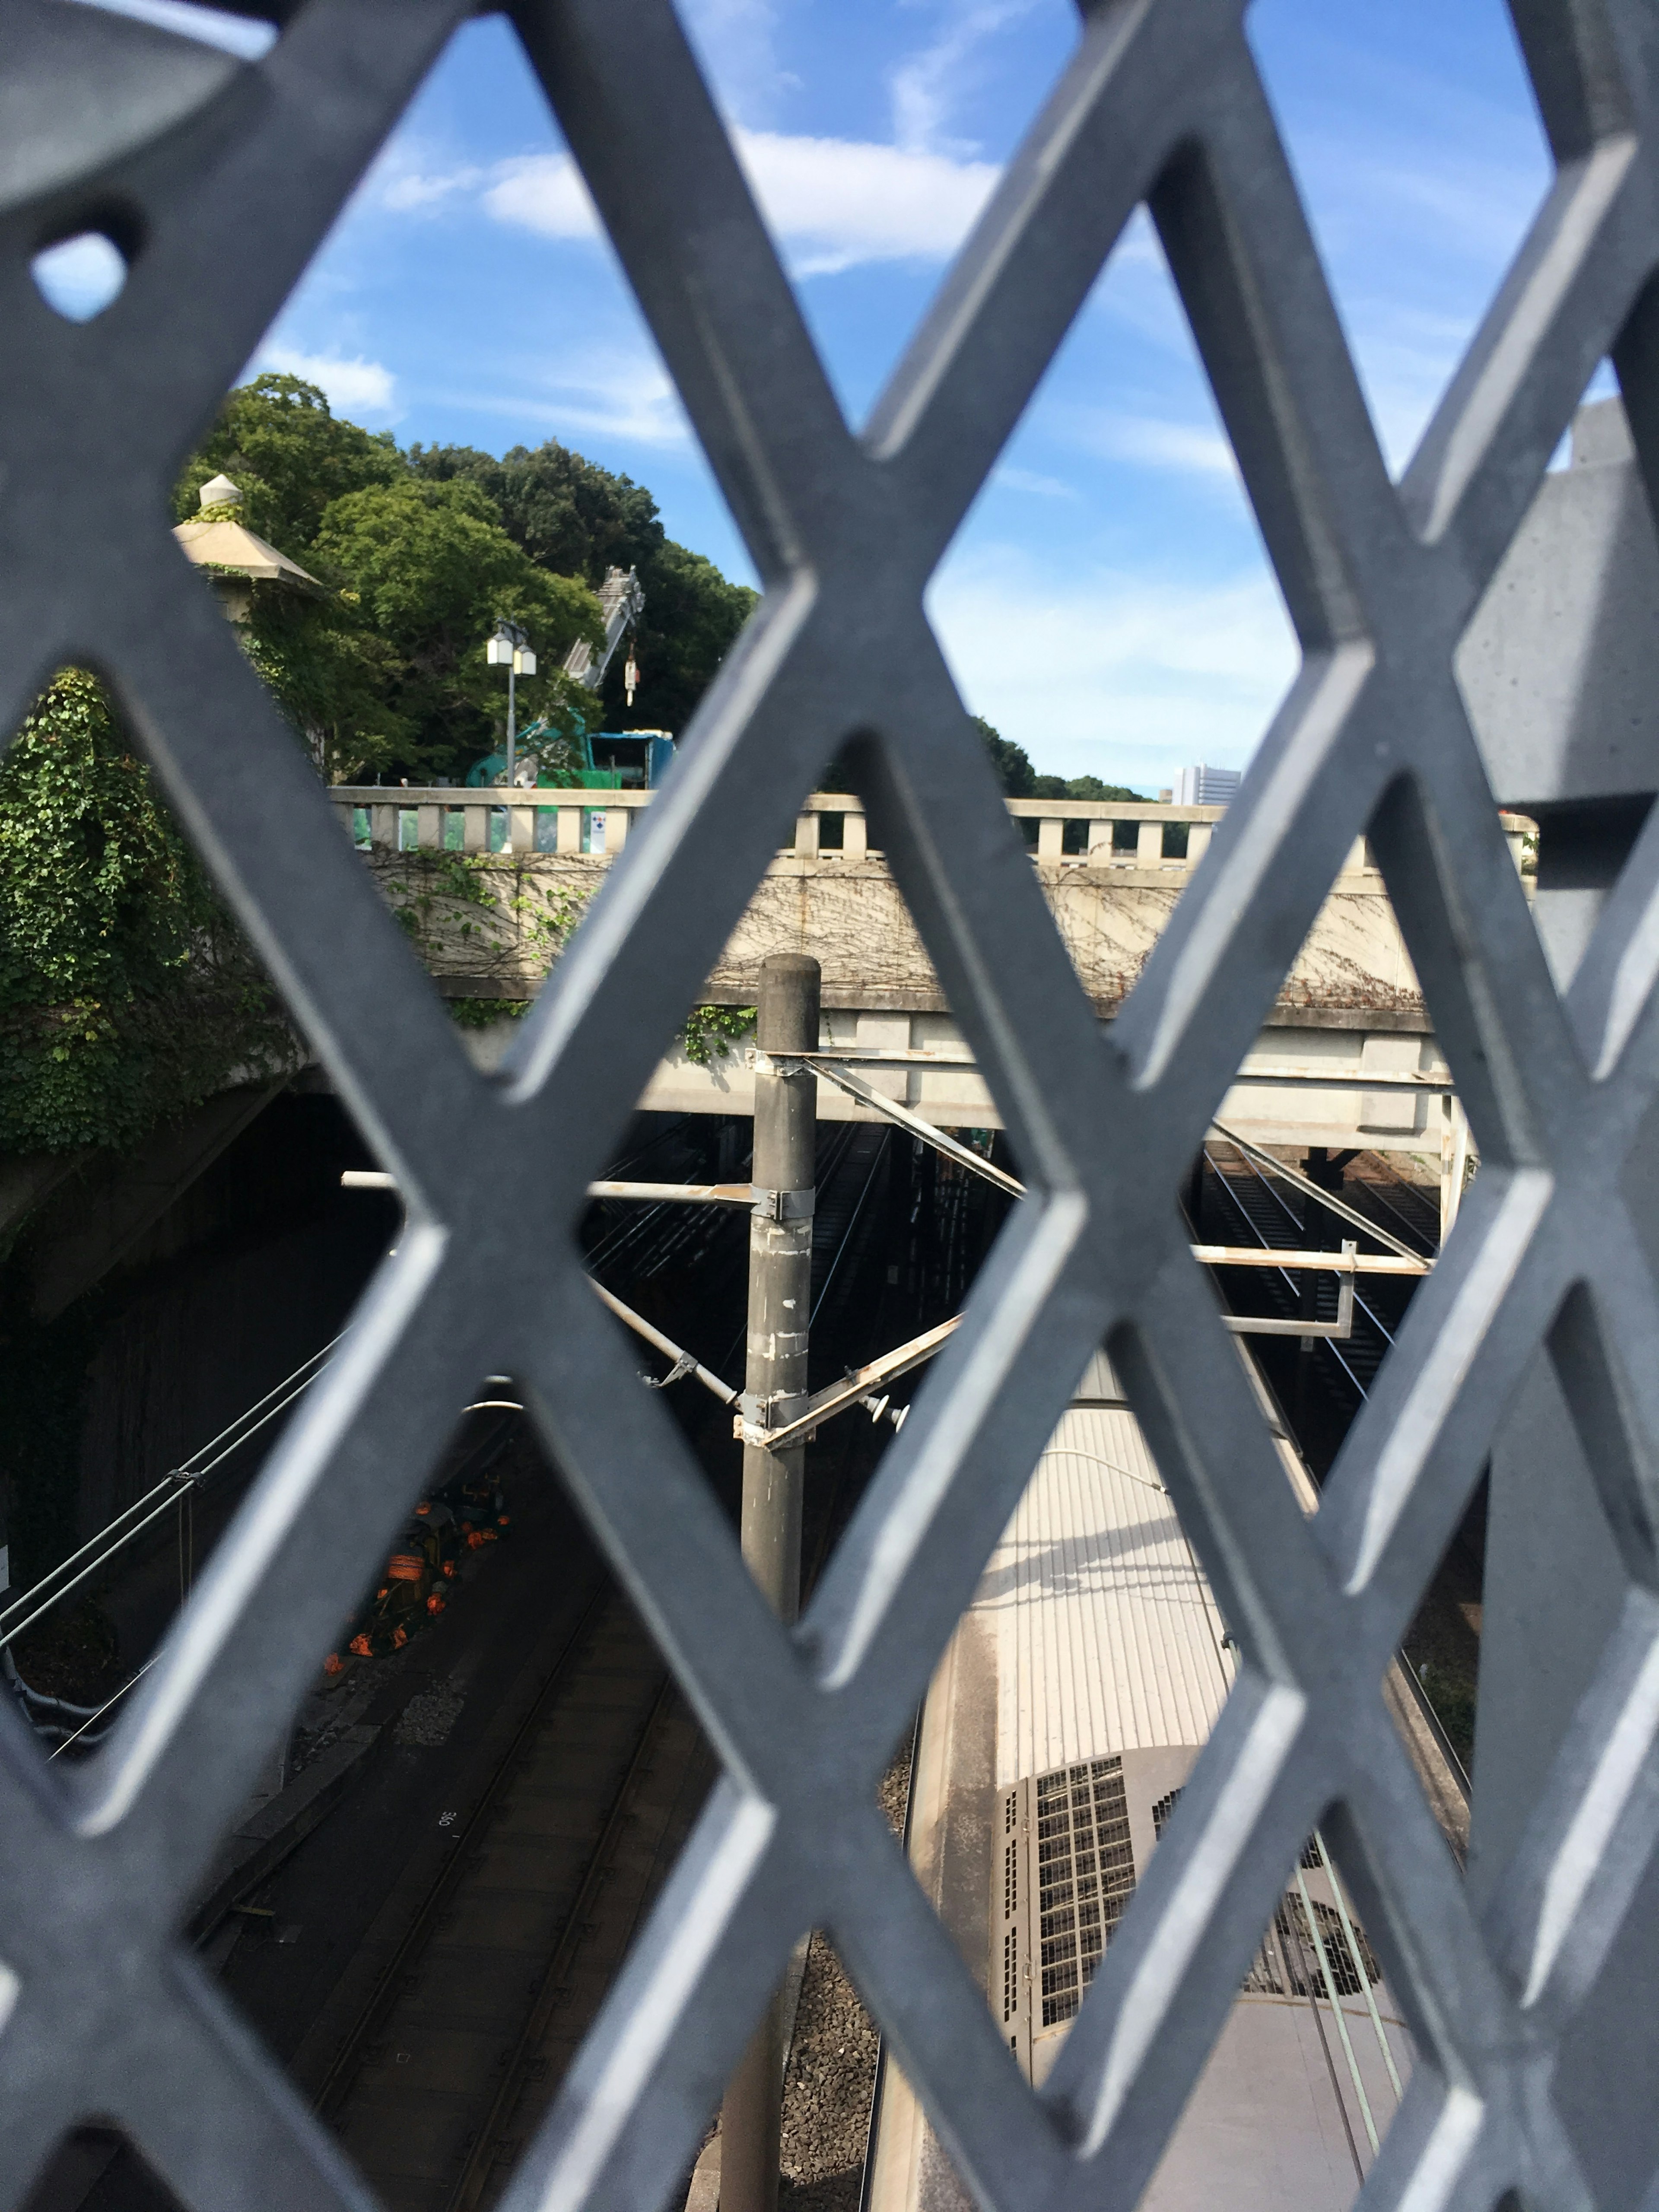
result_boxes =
[0,674,295,1152]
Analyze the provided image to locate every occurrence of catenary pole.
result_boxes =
[505,648,517,788]
[720,952,820,2212]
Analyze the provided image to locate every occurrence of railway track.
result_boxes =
[319,1588,714,2212]
[34,1110,908,2212]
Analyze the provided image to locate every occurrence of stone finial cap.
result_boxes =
[198,472,241,509]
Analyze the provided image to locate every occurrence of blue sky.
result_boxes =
[89,0,1561,790]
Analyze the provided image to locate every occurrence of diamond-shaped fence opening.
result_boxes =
[1177,789,1449,1495]
[4,4,1659,2212]
[928,207,1297,831]
[852,1319,1445,2210]
[666,2,1080,427]
[1245,0,1556,478]
[290,1457,718,2212]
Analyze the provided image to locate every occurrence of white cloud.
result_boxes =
[679,0,797,127]
[737,128,1000,272]
[260,346,398,419]
[484,155,597,240]
[482,130,1000,275]
[992,464,1078,499]
[379,163,482,214]
[441,351,690,450]
[1067,410,1239,481]
[888,0,1046,156]
[926,547,1297,781]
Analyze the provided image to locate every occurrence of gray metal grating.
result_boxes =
[2,3,1659,2210]
[1036,1761,1137,2028]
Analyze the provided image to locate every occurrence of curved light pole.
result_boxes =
[485,619,536,785]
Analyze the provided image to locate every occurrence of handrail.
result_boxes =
[327,783,1538,874]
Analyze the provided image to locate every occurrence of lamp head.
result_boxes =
[485,621,514,667]
[513,646,537,677]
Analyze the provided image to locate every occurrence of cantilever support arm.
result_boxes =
[1208,1122,1425,1260]
[343,1170,756,1206]
[337,1174,736,1403]
[785,1055,1026,1197]
[587,1279,738,1406]
[761,1316,963,1452]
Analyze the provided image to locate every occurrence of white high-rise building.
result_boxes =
[1175,762,1241,807]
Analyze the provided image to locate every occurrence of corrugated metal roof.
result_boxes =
[1071,1348,1125,1402]
[978,1405,1233,1786]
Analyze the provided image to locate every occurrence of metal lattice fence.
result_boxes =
[4,1,1659,2207]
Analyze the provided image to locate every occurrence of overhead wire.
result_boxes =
[0,1331,346,1657]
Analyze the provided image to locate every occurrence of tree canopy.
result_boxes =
[176,372,404,552]
[309,476,600,776]
[172,379,757,782]
[974,718,1143,803]
[411,437,758,744]
[409,438,664,584]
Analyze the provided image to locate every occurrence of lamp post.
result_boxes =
[485,620,536,786]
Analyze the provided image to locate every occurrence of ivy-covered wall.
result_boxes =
[0,671,296,1157]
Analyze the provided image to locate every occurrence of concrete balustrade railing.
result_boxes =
[330,784,1537,876]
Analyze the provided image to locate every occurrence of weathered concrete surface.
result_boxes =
[403,842,1471,1154]
[1459,397,1659,810]
[373,847,1427,1019]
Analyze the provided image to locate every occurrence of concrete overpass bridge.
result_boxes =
[334,782,1528,1208]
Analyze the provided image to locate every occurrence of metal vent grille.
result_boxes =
[1250,1896,1381,2000]
[1035,1760,1135,2028]
[3,2,1659,2208]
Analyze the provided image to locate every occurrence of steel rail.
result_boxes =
[1204,1149,1370,1396]
[1228,1150,1399,1367]
[794,1058,1026,1197]
[445,1675,677,2212]
[343,1170,757,1205]
[1191,1244,1426,1274]
[0,1345,344,1656]
[811,1131,890,1328]
[46,1656,160,1762]
[0,1338,342,1637]
[588,1278,738,1405]
[312,1583,613,2120]
[1355,1153,1444,1254]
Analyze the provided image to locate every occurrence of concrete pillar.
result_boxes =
[721,953,820,2212]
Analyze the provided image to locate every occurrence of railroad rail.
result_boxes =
[317,1591,712,2212]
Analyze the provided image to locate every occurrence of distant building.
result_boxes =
[1176,762,1241,807]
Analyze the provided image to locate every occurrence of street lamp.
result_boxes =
[485,619,537,785]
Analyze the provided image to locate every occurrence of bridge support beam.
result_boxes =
[721,952,820,2212]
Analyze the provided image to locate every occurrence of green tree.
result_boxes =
[976,717,1039,796]
[0,673,291,1154]
[975,718,1144,805]
[172,372,404,553]
[410,439,664,583]
[239,585,408,788]
[310,477,602,779]
[1032,772,1143,802]
[413,436,756,739]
